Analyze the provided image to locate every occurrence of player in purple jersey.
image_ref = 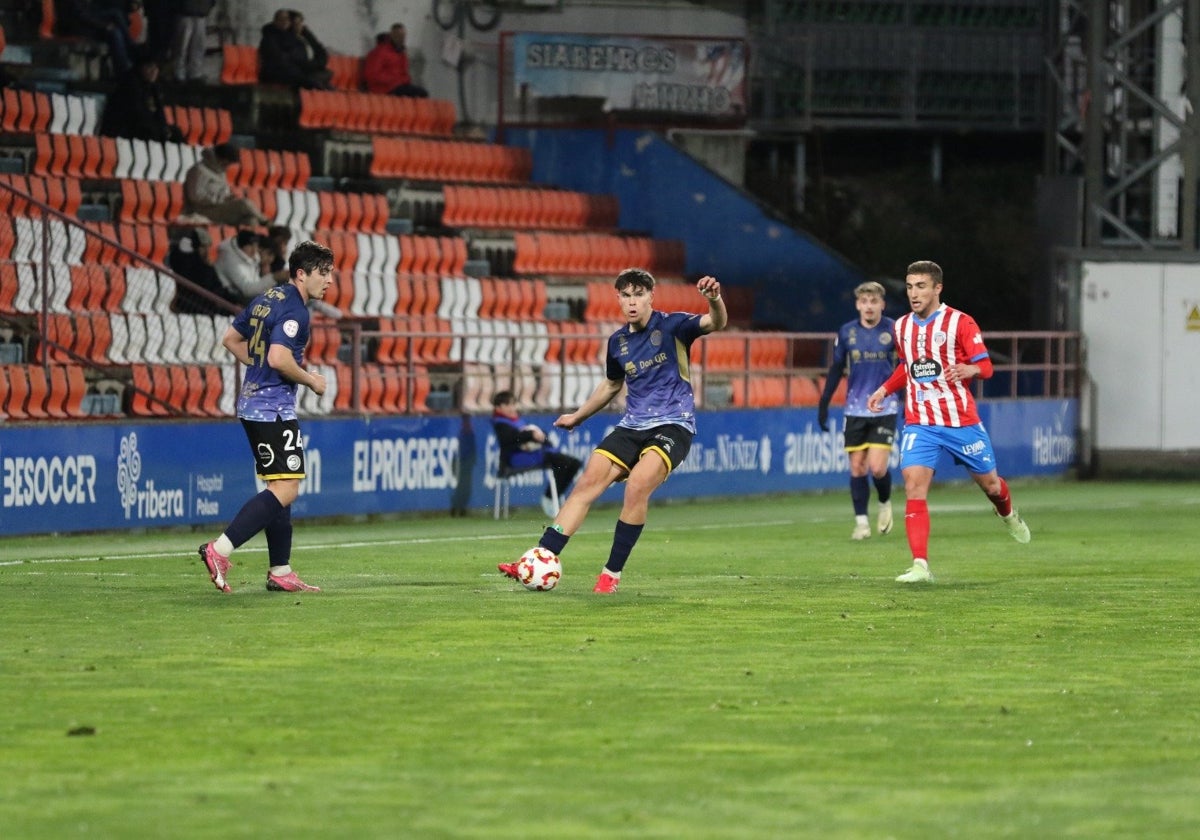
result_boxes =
[499,268,728,593]
[817,281,901,540]
[197,240,334,594]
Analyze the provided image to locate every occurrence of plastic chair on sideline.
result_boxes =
[493,463,559,521]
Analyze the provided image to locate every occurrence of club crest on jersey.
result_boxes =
[879,332,892,345]
[932,331,947,346]
[910,357,941,382]
[650,329,662,347]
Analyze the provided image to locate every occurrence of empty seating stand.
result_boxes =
[220,44,260,85]
[298,89,456,136]
[163,106,234,146]
[441,186,619,231]
[327,54,364,91]
[370,137,532,183]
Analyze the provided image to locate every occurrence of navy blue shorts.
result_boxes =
[596,424,693,476]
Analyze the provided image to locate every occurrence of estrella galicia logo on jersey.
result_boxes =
[286,454,302,471]
[650,329,662,347]
[932,331,947,346]
[257,443,276,467]
[283,319,300,338]
[910,357,941,382]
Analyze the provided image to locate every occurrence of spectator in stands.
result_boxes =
[256,227,342,319]
[491,390,582,518]
[258,8,332,90]
[363,23,428,98]
[54,0,137,75]
[214,229,276,304]
[169,228,238,315]
[259,226,292,283]
[140,0,175,64]
[98,52,184,142]
[172,0,214,83]
[183,143,269,226]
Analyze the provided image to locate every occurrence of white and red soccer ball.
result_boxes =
[516,547,562,591]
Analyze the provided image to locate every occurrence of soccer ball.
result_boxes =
[516,546,562,591]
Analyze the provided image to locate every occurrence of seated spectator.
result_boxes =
[99,53,183,142]
[491,390,582,517]
[259,8,332,89]
[258,225,292,282]
[214,229,274,304]
[54,0,137,75]
[169,228,238,315]
[363,23,428,98]
[183,144,269,226]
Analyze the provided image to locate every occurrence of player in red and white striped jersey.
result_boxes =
[867,261,1030,583]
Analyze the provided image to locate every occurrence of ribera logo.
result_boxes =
[118,433,184,520]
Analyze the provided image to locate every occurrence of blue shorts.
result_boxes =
[899,422,997,474]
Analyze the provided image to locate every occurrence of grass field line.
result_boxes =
[0,517,800,568]
[5,494,1198,569]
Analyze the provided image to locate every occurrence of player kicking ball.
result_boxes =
[499,269,727,593]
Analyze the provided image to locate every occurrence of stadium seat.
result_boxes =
[22,365,51,419]
[2,365,30,419]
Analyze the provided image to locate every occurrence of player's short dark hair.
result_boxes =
[906,260,942,284]
[289,240,334,277]
[492,390,516,408]
[615,268,655,293]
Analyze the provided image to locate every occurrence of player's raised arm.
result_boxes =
[696,276,728,333]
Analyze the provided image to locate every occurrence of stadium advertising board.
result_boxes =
[0,400,1075,536]
[511,32,747,118]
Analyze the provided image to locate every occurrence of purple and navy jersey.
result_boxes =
[229,283,311,421]
[605,310,707,433]
[832,317,900,417]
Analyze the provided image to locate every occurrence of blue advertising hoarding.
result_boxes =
[0,400,1076,537]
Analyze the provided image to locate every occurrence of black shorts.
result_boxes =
[843,414,897,452]
[596,424,693,476]
[240,417,306,480]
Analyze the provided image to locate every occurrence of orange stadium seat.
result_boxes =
[220,44,259,85]
[2,366,30,419]
[23,365,51,419]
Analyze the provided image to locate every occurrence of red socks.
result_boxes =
[905,499,929,560]
[986,478,1013,517]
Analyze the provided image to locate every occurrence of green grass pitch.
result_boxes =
[2,480,1198,838]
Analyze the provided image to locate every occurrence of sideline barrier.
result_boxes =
[0,401,1076,536]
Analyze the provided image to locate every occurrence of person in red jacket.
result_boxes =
[363,23,428,98]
